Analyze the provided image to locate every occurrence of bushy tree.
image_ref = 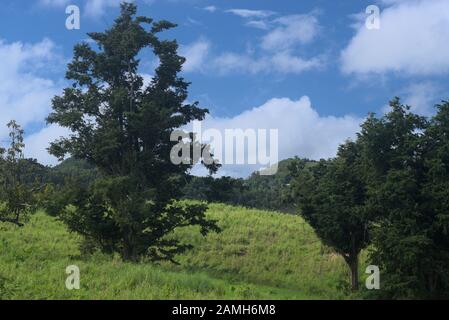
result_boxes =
[0,121,33,226]
[290,142,371,291]
[47,3,219,261]
[360,98,449,298]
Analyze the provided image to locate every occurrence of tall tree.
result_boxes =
[360,98,449,298]
[0,121,32,226]
[290,142,370,291]
[47,3,219,261]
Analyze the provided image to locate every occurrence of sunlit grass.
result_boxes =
[0,204,360,299]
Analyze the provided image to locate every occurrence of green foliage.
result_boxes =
[289,144,371,291]
[49,158,99,187]
[46,3,219,261]
[0,121,34,227]
[183,176,247,204]
[32,158,99,216]
[238,158,308,212]
[359,98,449,299]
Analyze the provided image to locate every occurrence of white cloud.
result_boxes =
[261,14,320,51]
[382,82,442,115]
[341,0,449,75]
[212,51,323,75]
[191,97,362,177]
[0,38,58,135]
[212,52,267,74]
[0,38,67,165]
[208,13,323,75]
[180,38,211,72]
[271,51,323,74]
[246,20,270,30]
[24,125,71,164]
[84,0,123,17]
[203,6,217,13]
[141,73,154,87]
[403,82,441,115]
[226,9,275,19]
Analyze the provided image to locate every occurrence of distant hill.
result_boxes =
[50,158,99,187]
[183,158,317,213]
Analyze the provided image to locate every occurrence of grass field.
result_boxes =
[0,203,360,299]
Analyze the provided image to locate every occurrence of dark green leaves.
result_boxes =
[46,3,219,262]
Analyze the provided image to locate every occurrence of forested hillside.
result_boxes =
[183,158,316,213]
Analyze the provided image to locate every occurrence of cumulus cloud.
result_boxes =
[0,38,67,165]
[190,97,362,177]
[341,0,449,75]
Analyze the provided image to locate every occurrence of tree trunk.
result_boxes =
[122,235,138,262]
[345,253,359,291]
[122,243,138,262]
[350,256,359,291]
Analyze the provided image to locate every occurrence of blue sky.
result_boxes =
[1,0,449,176]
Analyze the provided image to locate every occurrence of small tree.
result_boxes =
[47,3,219,262]
[290,142,371,291]
[0,120,32,226]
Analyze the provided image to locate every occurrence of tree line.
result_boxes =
[290,98,449,298]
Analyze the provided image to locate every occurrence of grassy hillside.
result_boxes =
[0,203,357,299]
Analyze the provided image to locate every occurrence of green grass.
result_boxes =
[0,203,358,299]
